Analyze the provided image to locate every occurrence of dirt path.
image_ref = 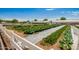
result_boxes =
[24,25,65,44]
[36,26,67,50]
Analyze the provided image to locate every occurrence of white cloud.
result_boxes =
[45,8,55,11]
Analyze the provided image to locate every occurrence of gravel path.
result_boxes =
[25,25,65,44]
[71,26,79,50]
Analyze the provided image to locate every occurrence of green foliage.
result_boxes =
[34,19,37,21]
[41,25,73,50]
[9,24,59,34]
[60,17,66,20]
[0,19,3,23]
[11,19,18,23]
[42,26,67,45]
[43,19,48,21]
[75,26,79,29]
[59,26,73,50]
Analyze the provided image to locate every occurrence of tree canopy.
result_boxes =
[11,19,18,23]
[43,19,48,21]
[60,17,66,20]
[0,19,3,23]
[34,19,37,21]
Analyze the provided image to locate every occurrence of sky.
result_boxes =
[0,8,79,21]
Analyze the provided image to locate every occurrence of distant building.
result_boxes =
[31,20,52,24]
[51,20,79,25]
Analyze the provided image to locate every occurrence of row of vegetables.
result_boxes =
[42,25,68,45]
[6,24,59,34]
[6,24,73,50]
[41,25,73,50]
[75,26,79,29]
[59,26,73,50]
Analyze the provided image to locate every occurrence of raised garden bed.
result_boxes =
[59,26,73,50]
[40,25,68,45]
[6,24,60,34]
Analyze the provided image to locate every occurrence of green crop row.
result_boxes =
[75,26,79,29]
[7,24,60,34]
[59,26,73,50]
[41,25,68,45]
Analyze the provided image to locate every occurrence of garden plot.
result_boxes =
[6,24,64,44]
[25,25,64,44]
[59,26,73,50]
[37,25,73,50]
[6,24,59,34]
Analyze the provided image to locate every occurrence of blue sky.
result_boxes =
[0,8,79,21]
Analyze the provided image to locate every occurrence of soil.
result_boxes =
[0,32,13,49]
[36,32,65,50]
[13,30,27,38]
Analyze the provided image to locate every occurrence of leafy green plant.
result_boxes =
[41,25,68,45]
[59,26,73,50]
[7,24,60,34]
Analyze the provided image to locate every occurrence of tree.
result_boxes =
[60,17,66,20]
[27,20,30,22]
[43,19,48,21]
[4,20,12,23]
[21,21,27,23]
[0,19,3,23]
[34,19,37,21]
[12,19,18,23]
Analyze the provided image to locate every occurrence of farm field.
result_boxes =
[6,24,60,34]
[36,25,73,50]
[75,26,79,29]
[5,24,79,50]
[3,23,79,50]
[1,8,79,50]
